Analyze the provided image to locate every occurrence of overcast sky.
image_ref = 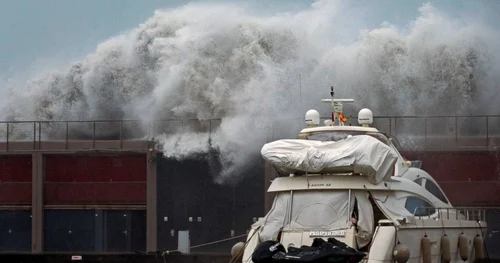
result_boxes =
[1,0,499,78]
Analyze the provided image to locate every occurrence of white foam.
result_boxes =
[1,0,499,182]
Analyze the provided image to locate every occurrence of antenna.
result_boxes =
[299,74,302,111]
[330,86,334,122]
[321,85,354,126]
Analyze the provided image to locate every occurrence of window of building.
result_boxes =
[424,180,449,204]
[405,197,435,216]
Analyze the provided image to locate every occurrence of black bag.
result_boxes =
[253,238,365,263]
[252,240,287,263]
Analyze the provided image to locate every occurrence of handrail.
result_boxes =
[412,206,500,221]
[0,115,499,152]
[0,115,498,123]
[321,115,500,119]
[0,118,224,124]
[321,115,500,151]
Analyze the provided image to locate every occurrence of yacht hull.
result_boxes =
[242,219,488,263]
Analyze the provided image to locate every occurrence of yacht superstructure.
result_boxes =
[233,86,488,263]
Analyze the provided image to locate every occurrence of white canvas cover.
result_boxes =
[258,190,377,243]
[284,191,354,231]
[353,191,374,249]
[260,191,355,241]
[260,192,291,241]
[261,135,398,185]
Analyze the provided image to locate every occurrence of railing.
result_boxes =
[413,206,500,221]
[0,120,152,152]
[375,115,500,151]
[0,119,221,152]
[319,115,500,151]
[0,115,498,152]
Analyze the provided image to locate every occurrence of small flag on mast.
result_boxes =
[339,113,347,123]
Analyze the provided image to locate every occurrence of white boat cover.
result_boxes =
[261,135,398,185]
[259,190,374,249]
[260,191,354,242]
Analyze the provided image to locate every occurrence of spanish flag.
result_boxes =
[339,113,347,123]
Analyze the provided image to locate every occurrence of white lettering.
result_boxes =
[309,230,346,237]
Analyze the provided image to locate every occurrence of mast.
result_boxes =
[321,86,354,126]
[331,86,335,123]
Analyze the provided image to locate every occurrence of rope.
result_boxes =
[162,226,262,263]
[162,233,248,256]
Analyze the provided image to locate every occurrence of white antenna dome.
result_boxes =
[305,109,320,127]
[358,108,373,126]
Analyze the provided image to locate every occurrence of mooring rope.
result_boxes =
[162,233,248,256]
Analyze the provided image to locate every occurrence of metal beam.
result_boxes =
[31,152,44,252]
[146,149,157,252]
[43,204,146,210]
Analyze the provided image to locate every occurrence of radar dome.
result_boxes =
[358,108,373,126]
[305,109,320,127]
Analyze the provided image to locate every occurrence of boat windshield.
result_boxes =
[307,131,388,144]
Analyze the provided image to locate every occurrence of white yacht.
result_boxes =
[233,87,488,263]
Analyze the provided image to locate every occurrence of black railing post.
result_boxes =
[424,117,427,148]
[6,123,9,152]
[66,122,69,150]
[92,121,96,149]
[147,120,151,140]
[152,120,156,140]
[38,122,41,150]
[33,122,36,150]
[119,121,123,150]
[394,118,397,137]
[486,117,489,147]
[389,118,392,137]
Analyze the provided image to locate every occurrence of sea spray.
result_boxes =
[0,1,499,183]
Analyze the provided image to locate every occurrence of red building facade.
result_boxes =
[0,117,499,254]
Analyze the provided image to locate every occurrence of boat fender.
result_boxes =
[393,243,410,263]
[231,242,246,262]
[441,234,451,263]
[458,233,468,261]
[473,234,485,261]
[421,235,431,263]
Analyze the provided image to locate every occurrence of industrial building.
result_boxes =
[0,116,499,257]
